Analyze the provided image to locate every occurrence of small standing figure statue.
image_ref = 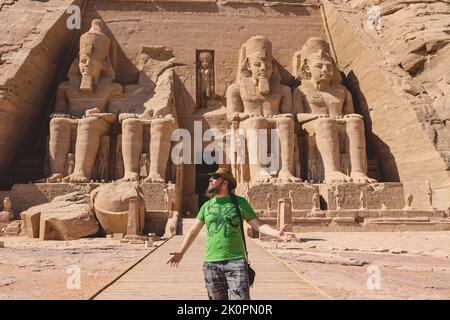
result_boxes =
[3,197,12,213]
[288,189,294,201]
[197,51,214,109]
[66,153,75,176]
[333,186,342,210]
[289,189,295,210]
[403,193,413,210]
[163,187,170,211]
[243,183,250,200]
[426,180,434,209]
[139,153,150,179]
[359,190,366,210]
[0,197,14,222]
[266,193,273,212]
[312,192,320,211]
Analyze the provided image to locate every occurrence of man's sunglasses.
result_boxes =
[210,174,221,180]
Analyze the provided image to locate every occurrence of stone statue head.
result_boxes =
[238,36,280,95]
[293,37,340,85]
[199,51,212,70]
[77,19,113,92]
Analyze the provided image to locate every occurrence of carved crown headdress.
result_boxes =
[68,19,115,79]
[237,36,280,82]
[80,19,110,60]
[293,37,339,81]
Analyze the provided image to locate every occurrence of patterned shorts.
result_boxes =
[203,258,251,300]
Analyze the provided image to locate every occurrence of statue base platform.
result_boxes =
[235,182,318,211]
[318,182,405,210]
[120,234,148,244]
[258,209,449,232]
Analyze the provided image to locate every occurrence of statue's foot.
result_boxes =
[62,173,90,183]
[144,174,165,183]
[277,171,302,183]
[118,172,139,182]
[38,173,64,183]
[253,174,272,183]
[351,172,377,184]
[325,171,353,184]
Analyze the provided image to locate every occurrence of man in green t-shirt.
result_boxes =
[167,168,295,300]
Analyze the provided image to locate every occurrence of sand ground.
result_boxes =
[0,236,162,300]
[259,232,450,300]
[0,232,449,300]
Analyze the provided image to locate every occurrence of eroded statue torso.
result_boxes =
[300,81,347,117]
[58,79,121,118]
[239,78,284,116]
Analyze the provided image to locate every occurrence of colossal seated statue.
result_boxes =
[227,36,300,183]
[112,50,179,183]
[293,37,376,184]
[43,19,123,183]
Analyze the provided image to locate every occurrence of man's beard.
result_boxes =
[206,181,223,198]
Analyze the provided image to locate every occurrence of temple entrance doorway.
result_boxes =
[195,159,218,210]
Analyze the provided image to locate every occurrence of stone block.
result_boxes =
[21,210,41,238]
[11,183,100,213]
[21,191,98,240]
[277,198,293,231]
[0,211,13,223]
[5,221,23,235]
[113,233,123,240]
[141,183,176,211]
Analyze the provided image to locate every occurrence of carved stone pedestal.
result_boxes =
[318,182,405,210]
[236,182,318,212]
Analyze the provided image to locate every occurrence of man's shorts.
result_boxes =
[202,258,251,300]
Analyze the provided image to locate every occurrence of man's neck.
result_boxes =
[215,191,230,199]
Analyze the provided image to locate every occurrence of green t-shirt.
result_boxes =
[196,195,258,262]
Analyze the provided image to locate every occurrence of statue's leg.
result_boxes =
[119,118,143,181]
[275,116,301,182]
[241,117,271,183]
[345,117,377,183]
[44,117,72,182]
[144,118,175,183]
[63,117,110,183]
[313,118,352,183]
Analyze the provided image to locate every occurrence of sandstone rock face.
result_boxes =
[0,0,82,186]
[323,0,450,209]
[333,0,450,167]
[90,182,145,235]
[21,192,99,240]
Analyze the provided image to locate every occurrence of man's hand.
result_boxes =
[167,252,184,267]
[278,224,296,242]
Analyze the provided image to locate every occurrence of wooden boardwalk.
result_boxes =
[92,230,329,300]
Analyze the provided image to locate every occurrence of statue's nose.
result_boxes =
[260,63,266,71]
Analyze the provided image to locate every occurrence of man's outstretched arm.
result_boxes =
[167,219,205,267]
[248,218,294,242]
